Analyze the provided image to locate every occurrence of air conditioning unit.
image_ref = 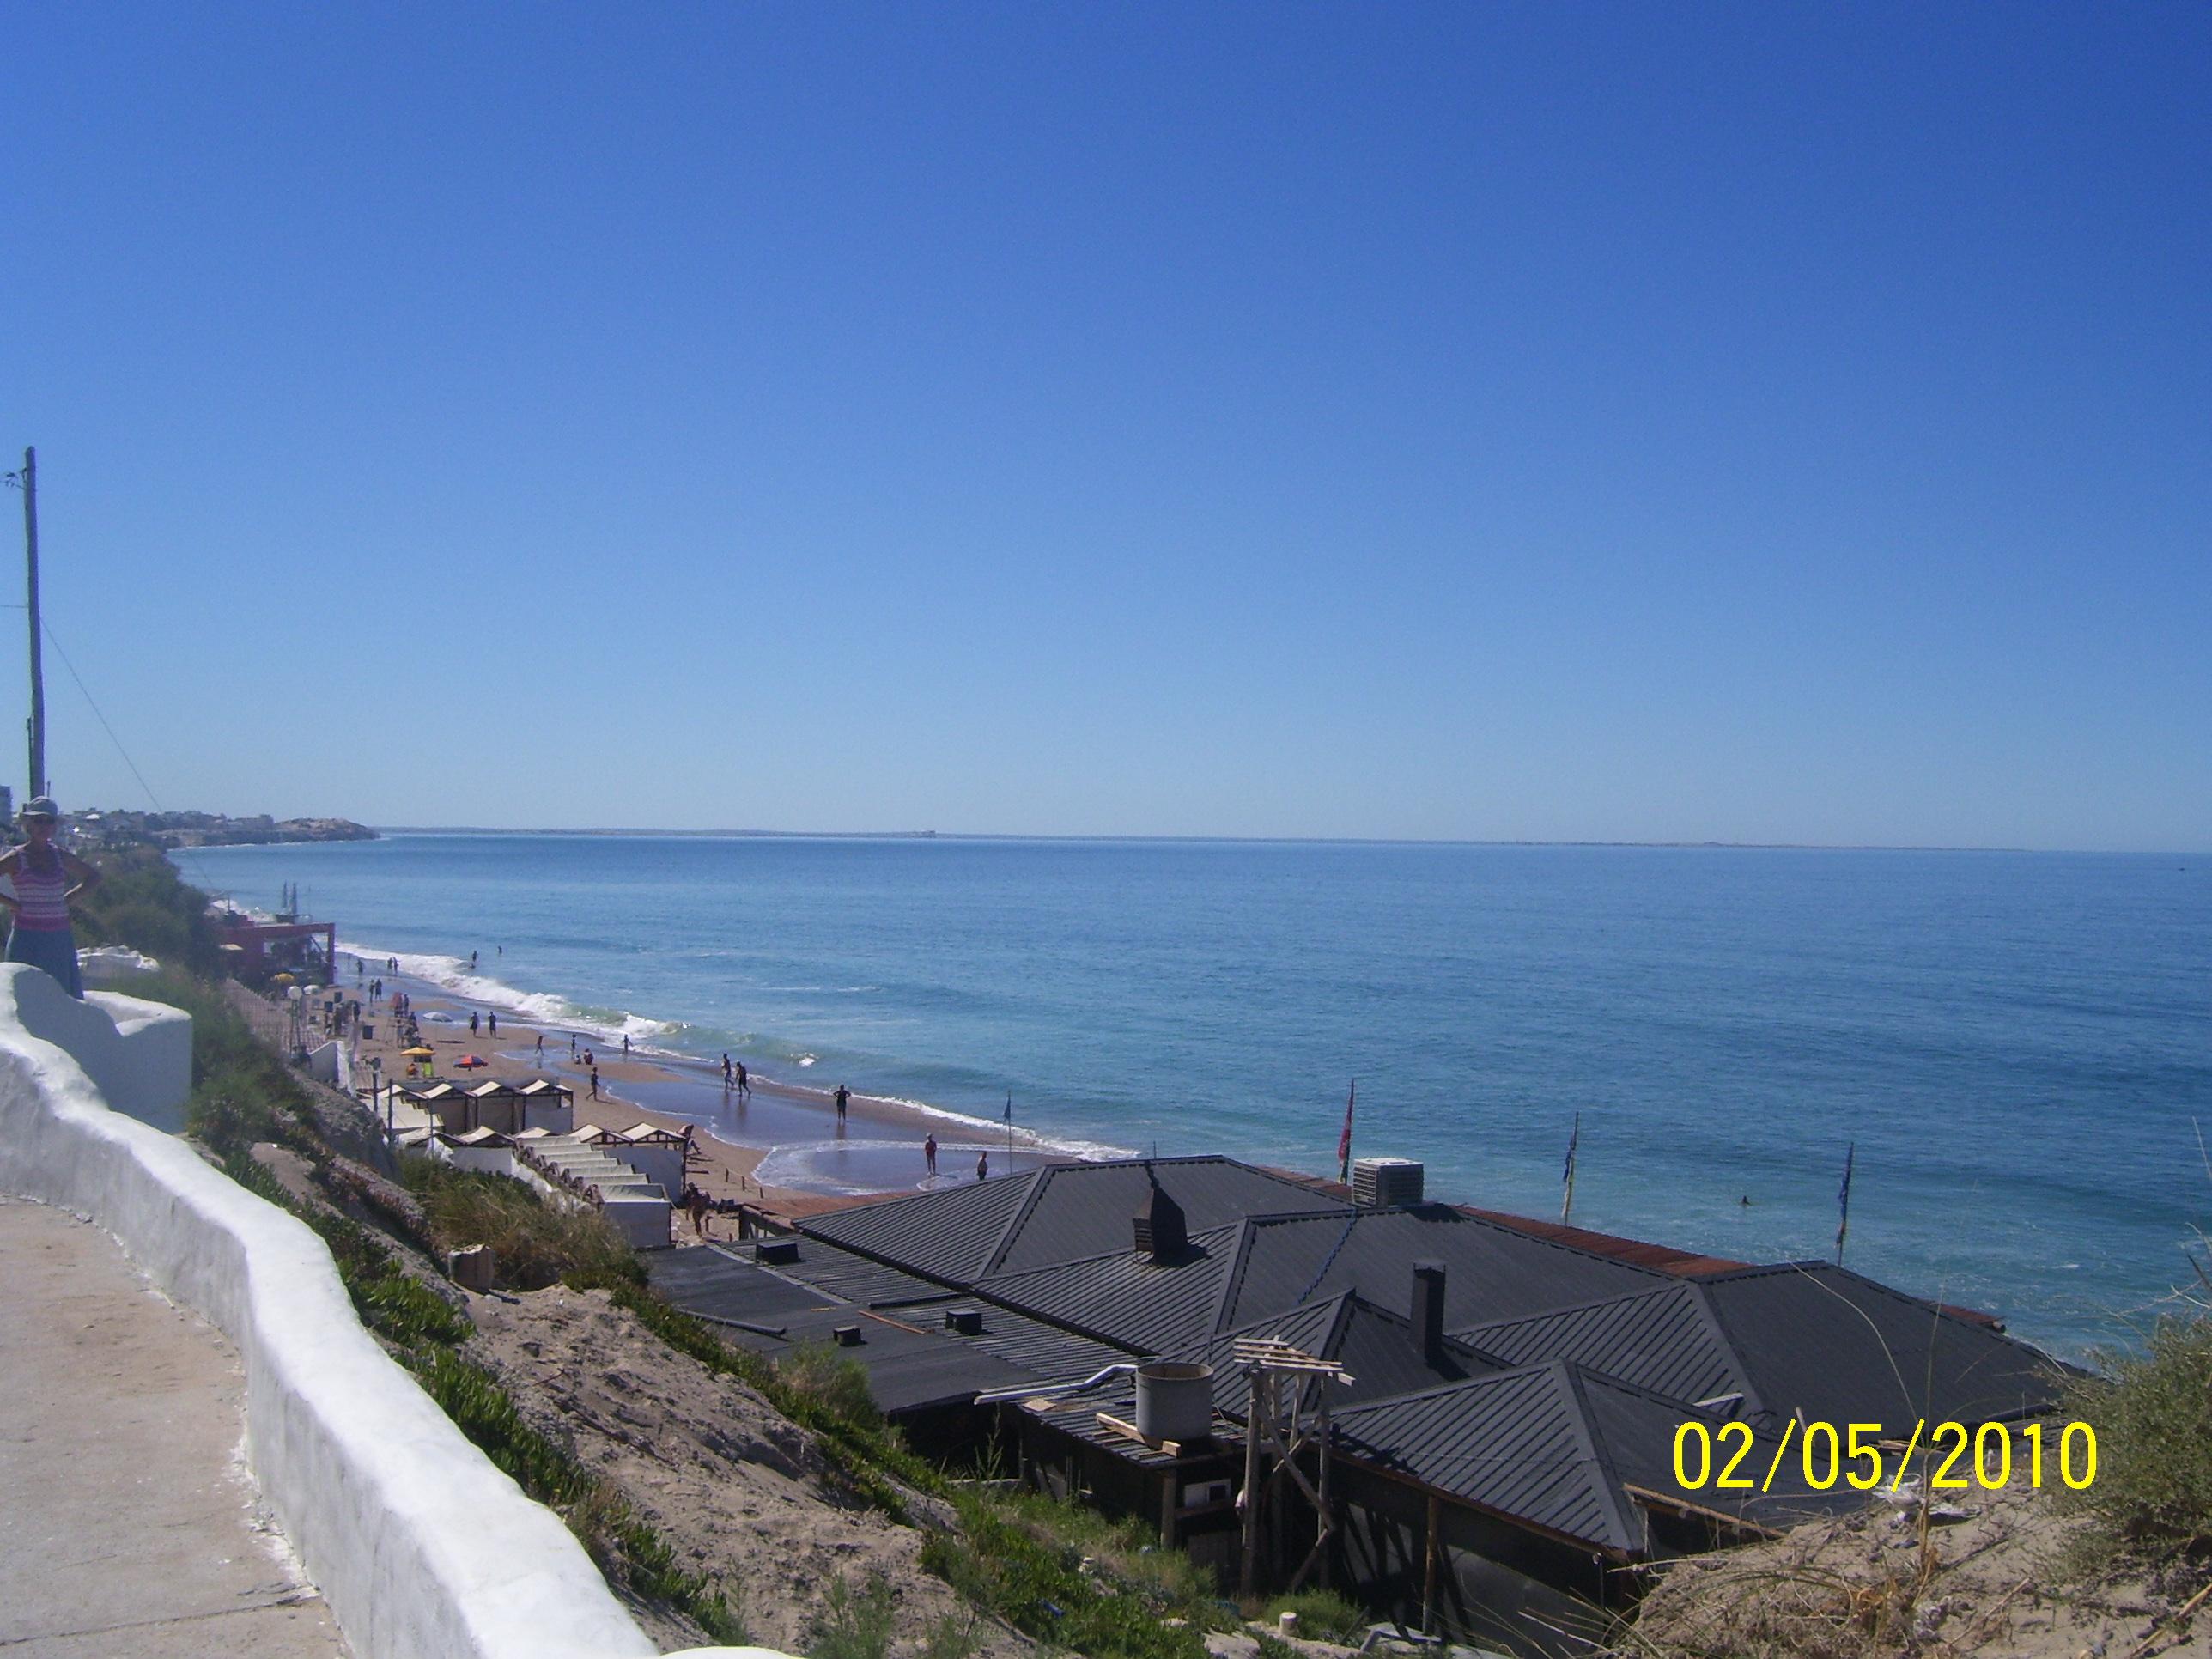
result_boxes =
[1352,1158,1425,1208]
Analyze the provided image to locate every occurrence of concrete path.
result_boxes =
[0,1195,349,1657]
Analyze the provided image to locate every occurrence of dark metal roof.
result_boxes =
[1056,1291,1507,1430]
[648,1242,1127,1408]
[1697,1262,2072,1437]
[799,1168,1049,1284]
[751,1305,1041,1413]
[987,1158,1350,1275]
[1458,1282,1755,1414]
[647,1245,842,1327]
[1334,1363,1651,1555]
[1217,1206,1668,1334]
[975,1224,1243,1354]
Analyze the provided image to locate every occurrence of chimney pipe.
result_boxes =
[1413,1261,1446,1364]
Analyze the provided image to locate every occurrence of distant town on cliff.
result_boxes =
[52,805,378,849]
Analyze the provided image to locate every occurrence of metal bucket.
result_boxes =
[1134,1362,1214,1443]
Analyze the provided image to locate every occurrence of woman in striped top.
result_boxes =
[0,797,99,999]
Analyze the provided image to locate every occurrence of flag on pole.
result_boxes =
[1337,1080,1356,1183]
[1004,1092,1012,1123]
[1836,1142,1856,1262]
[1561,1111,1581,1224]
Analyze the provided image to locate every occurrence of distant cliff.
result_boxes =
[74,810,380,848]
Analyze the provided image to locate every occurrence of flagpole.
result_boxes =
[1006,1092,1014,1166]
[1561,1110,1580,1224]
[1836,1142,1855,1264]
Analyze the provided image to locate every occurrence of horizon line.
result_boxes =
[297,825,2207,857]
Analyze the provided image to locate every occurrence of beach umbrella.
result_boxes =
[456,1054,487,1069]
[401,1045,436,1058]
[272,972,296,984]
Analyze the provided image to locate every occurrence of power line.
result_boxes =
[37,619,221,891]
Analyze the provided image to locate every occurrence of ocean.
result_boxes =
[184,833,2211,1358]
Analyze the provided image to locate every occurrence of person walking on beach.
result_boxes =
[536,1034,545,1061]
[622,1034,630,1057]
[0,799,97,999]
[589,1067,599,1100]
[924,1133,938,1176]
[487,1012,496,1036]
[470,1011,480,1035]
[975,1150,988,1182]
[736,1060,749,1099]
[570,1033,579,1057]
[834,1084,850,1123]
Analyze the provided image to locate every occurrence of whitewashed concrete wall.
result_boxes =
[0,965,778,1659]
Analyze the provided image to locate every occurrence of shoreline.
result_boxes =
[338,948,1092,1225]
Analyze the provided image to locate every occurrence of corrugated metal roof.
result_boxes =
[975,1224,1243,1354]
[1458,1283,1754,1413]
[987,1158,1351,1275]
[1572,1369,1855,1534]
[799,1168,1050,1284]
[649,1244,1131,1408]
[1334,1363,1649,1554]
[1698,1262,2070,1436]
[1218,1206,1667,1334]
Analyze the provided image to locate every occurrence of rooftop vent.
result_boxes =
[1353,1158,1425,1209]
[755,1237,799,1265]
[832,1324,863,1347]
[945,1307,985,1336]
[1133,1167,1190,1262]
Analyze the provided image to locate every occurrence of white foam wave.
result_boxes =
[336,937,682,1051]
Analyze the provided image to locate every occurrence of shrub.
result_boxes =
[805,1574,896,1659]
[2061,1314,2212,1565]
[400,1158,641,1290]
[777,1339,885,1434]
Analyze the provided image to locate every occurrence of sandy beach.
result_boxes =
[335,959,1070,1231]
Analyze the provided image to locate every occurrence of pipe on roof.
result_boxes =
[973,1363,1138,1403]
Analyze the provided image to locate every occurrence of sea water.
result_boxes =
[185,833,2212,1357]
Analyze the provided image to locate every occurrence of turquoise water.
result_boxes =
[186,834,2212,1356]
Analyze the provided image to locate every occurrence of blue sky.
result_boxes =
[3,3,2207,847]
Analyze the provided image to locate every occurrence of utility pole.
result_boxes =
[21,447,45,799]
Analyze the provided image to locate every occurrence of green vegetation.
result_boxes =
[777,1338,887,1433]
[2061,1314,2212,1568]
[396,1152,643,1291]
[75,846,227,977]
[804,1573,898,1659]
[1262,1588,1370,1644]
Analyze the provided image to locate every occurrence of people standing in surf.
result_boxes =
[735,1060,749,1100]
[924,1133,939,1176]
[975,1150,988,1182]
[0,799,97,998]
[834,1084,850,1124]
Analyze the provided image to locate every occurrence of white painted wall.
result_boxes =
[0,966,779,1659]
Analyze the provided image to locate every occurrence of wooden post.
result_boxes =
[1159,1472,1177,1547]
[1421,1492,1442,1636]
[1315,1389,1332,1589]
[1239,1368,1267,1597]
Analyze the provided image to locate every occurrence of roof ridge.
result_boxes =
[1552,1359,1651,1557]
[978,1165,1055,1277]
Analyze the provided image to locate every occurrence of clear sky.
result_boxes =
[3,3,2207,848]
